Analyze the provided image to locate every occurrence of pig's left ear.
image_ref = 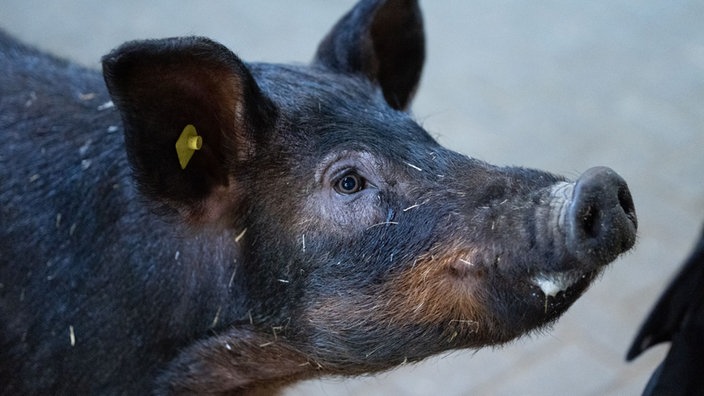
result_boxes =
[103,37,275,222]
[314,0,425,111]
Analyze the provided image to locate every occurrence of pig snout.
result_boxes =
[566,166,637,267]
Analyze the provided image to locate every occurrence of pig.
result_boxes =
[627,225,704,395]
[0,0,637,394]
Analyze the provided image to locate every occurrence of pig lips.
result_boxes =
[531,270,588,298]
[525,269,598,319]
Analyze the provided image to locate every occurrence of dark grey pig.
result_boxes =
[0,0,637,394]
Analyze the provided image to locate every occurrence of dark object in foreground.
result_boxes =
[1,0,637,394]
[627,225,704,396]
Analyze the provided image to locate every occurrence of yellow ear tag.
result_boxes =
[175,124,203,169]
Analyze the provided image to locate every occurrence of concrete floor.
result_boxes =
[2,1,703,395]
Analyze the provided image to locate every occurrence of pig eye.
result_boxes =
[334,173,365,195]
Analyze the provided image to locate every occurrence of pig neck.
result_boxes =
[137,219,321,391]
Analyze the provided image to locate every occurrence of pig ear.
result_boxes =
[102,37,275,222]
[314,0,425,110]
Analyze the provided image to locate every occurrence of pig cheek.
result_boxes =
[303,250,498,351]
[301,190,387,237]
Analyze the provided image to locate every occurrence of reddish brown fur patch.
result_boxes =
[380,242,491,341]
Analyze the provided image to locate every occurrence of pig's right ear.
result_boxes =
[102,37,275,222]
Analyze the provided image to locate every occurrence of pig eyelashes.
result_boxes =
[334,172,366,195]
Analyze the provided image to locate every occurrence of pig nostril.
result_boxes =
[618,184,638,230]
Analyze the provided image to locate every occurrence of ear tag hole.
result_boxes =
[175,124,203,169]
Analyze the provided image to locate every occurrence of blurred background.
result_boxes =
[2,1,702,394]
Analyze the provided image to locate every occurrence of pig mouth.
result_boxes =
[530,270,591,298]
[521,269,598,320]
[527,268,600,309]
